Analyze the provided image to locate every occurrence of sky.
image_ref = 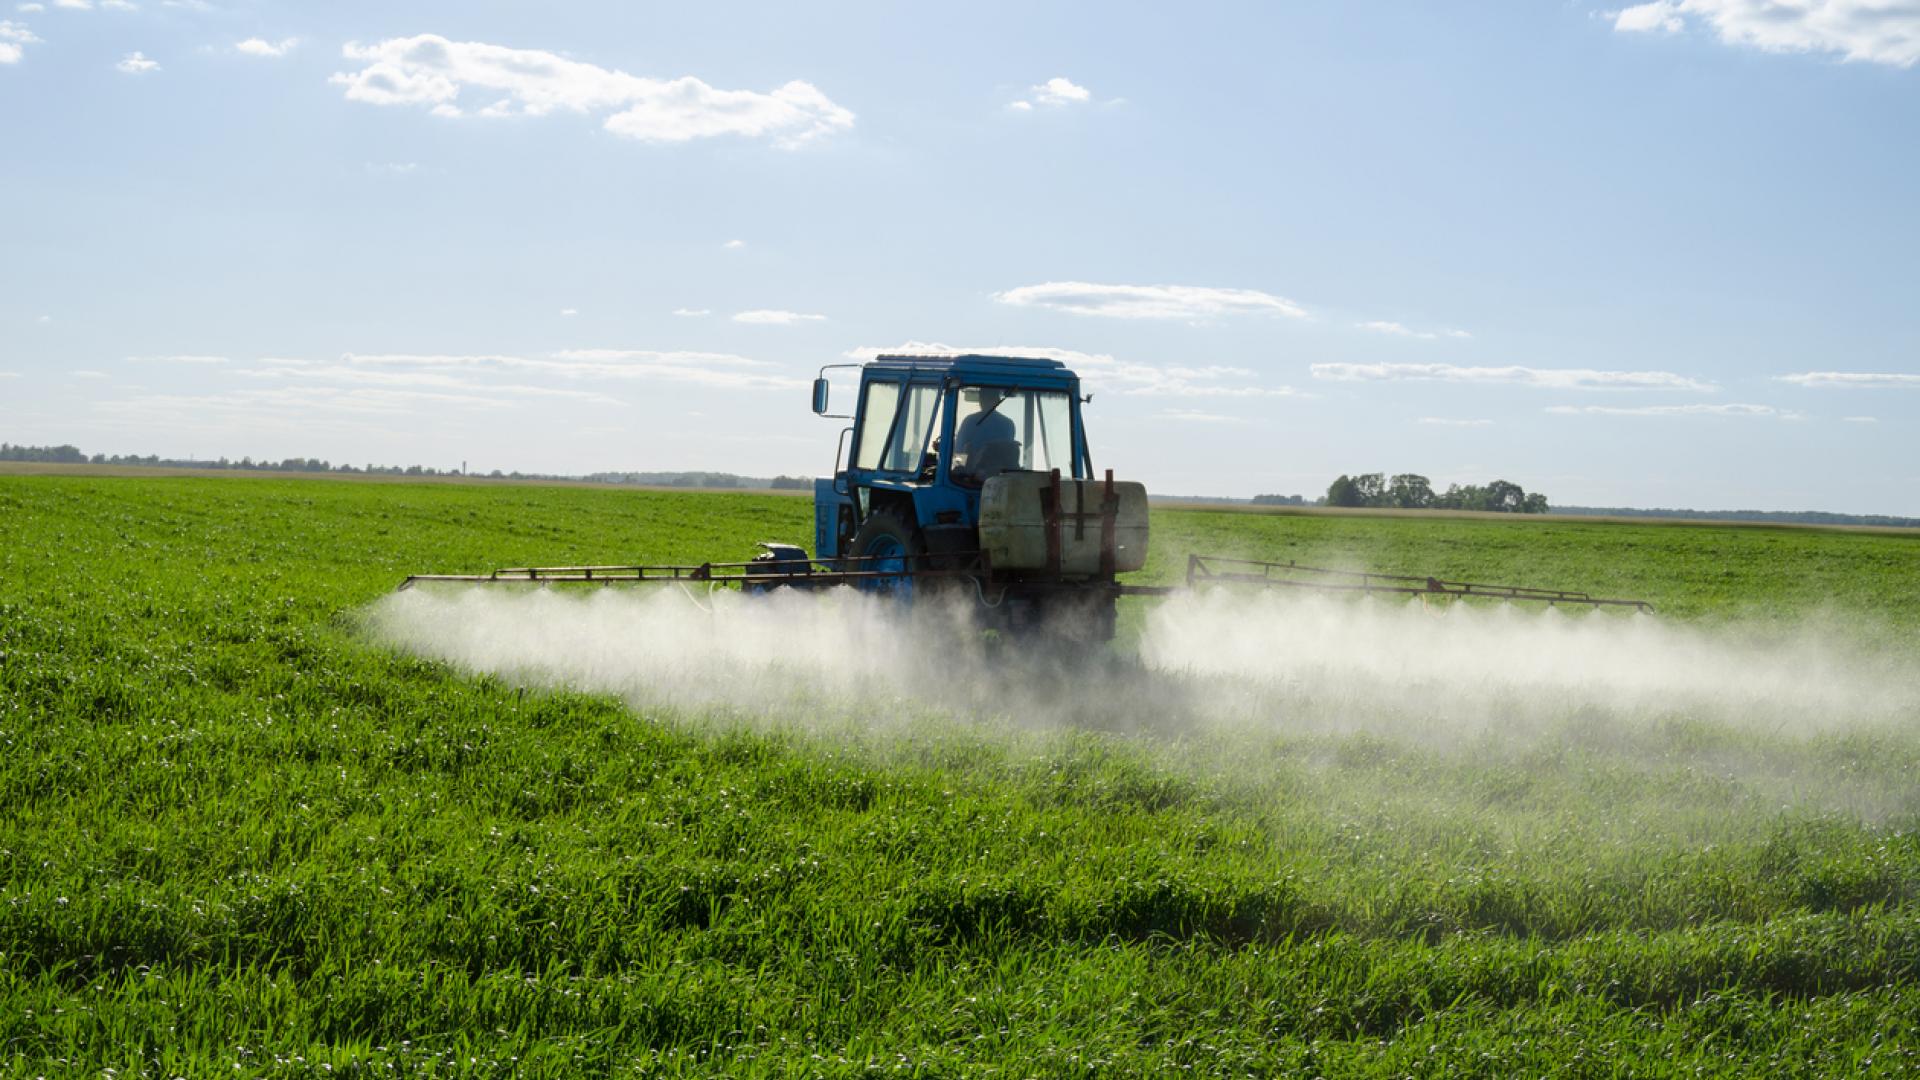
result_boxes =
[2,1,1917,514]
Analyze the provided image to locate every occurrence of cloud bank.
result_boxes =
[1777,371,1920,389]
[1613,0,1920,68]
[995,282,1309,321]
[330,35,855,146]
[1312,361,1715,392]
[731,309,827,325]
[1358,320,1472,341]
[0,20,39,63]
[1544,402,1796,418]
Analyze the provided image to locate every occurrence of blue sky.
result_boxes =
[3,1,1917,513]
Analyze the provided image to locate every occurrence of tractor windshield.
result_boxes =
[951,387,1074,485]
[854,380,944,475]
[880,384,942,473]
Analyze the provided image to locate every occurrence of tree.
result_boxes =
[1325,474,1364,507]
[1438,483,1486,510]
[1484,479,1526,512]
[1387,473,1434,509]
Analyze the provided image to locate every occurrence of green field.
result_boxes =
[3,475,1919,1077]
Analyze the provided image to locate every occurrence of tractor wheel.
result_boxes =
[847,510,925,597]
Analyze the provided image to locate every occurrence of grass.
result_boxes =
[2,474,1918,1076]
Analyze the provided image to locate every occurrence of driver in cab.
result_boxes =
[951,388,1019,484]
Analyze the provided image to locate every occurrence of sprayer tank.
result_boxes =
[978,471,1149,575]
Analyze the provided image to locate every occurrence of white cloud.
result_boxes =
[73,370,111,379]
[330,35,855,147]
[53,0,88,8]
[731,309,826,325]
[722,238,745,249]
[342,349,805,390]
[1417,417,1495,427]
[0,371,21,378]
[100,0,134,9]
[1358,320,1472,340]
[559,308,578,317]
[115,348,802,397]
[364,161,419,177]
[1614,1,1685,32]
[995,281,1309,321]
[1842,415,1879,423]
[97,386,531,422]
[1613,0,1920,67]
[0,19,38,63]
[1012,75,1096,110]
[1544,403,1796,418]
[1312,361,1715,392]
[116,50,158,73]
[844,341,1302,399]
[15,4,45,12]
[231,362,622,403]
[1034,77,1090,105]
[672,308,711,317]
[234,36,295,57]
[36,314,51,323]
[1776,371,1920,388]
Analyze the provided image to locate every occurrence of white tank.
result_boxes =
[978,471,1150,575]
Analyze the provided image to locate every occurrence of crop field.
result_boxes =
[3,474,1919,1077]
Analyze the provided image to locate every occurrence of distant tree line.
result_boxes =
[1323,472,1549,513]
[0,444,813,490]
[1553,505,1920,528]
[0,443,475,476]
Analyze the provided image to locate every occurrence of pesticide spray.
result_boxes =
[367,583,1917,737]
[365,583,1920,821]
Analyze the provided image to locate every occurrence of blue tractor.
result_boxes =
[794,354,1151,641]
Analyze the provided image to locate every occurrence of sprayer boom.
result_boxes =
[1180,555,1652,611]
[398,550,977,591]
[400,550,1651,613]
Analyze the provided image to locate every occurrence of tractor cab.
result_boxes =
[810,354,1091,569]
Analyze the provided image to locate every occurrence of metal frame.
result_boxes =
[1180,555,1653,610]
[399,550,985,591]
[402,544,1651,612]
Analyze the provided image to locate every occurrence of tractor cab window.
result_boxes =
[853,380,901,470]
[880,384,942,474]
[951,387,1074,485]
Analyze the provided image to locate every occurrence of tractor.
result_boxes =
[794,353,1148,641]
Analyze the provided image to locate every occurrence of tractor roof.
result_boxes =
[867,353,1078,385]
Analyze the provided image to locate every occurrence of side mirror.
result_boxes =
[811,377,830,415]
